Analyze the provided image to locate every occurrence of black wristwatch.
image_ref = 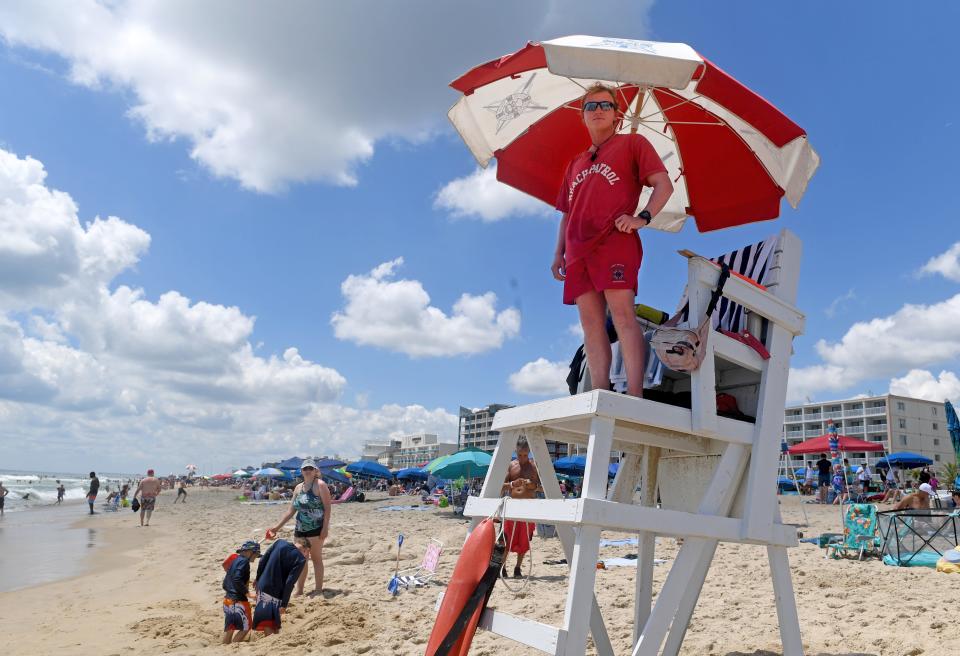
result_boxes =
[636,210,652,225]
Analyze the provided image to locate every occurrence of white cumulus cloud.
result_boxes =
[889,369,960,402]
[509,358,569,396]
[788,292,960,403]
[331,257,520,357]
[434,165,554,222]
[919,242,960,282]
[0,145,457,471]
[0,0,653,193]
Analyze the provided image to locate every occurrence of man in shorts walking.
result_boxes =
[133,469,162,526]
[815,453,832,504]
[552,83,673,397]
[0,480,7,516]
[86,471,100,515]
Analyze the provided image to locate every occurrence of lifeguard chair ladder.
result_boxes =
[464,229,805,655]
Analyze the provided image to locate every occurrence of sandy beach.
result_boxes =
[1,488,957,656]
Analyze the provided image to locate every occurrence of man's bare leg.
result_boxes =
[232,630,248,643]
[140,508,146,527]
[144,509,153,526]
[222,630,234,644]
[576,290,611,391]
[605,288,645,397]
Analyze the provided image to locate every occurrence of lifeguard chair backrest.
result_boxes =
[658,229,802,517]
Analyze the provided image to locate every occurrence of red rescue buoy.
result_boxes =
[425,518,497,656]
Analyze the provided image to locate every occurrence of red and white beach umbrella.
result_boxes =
[448,35,819,232]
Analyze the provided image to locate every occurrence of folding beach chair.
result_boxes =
[395,538,443,589]
[827,503,881,560]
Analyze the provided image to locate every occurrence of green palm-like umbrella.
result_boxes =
[427,447,491,480]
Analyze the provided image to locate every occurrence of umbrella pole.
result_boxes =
[628,86,646,135]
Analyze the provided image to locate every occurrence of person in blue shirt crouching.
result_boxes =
[252,538,310,636]
[222,540,261,644]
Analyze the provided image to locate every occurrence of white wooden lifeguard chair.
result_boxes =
[464,229,806,655]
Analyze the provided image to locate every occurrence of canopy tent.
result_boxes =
[346,460,393,480]
[875,452,934,470]
[787,434,885,455]
[233,469,251,478]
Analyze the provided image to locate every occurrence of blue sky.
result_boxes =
[1,1,959,474]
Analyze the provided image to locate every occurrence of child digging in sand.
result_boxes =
[222,540,261,644]
[252,538,310,636]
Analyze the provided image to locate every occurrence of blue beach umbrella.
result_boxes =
[321,469,351,485]
[277,456,304,470]
[346,460,393,480]
[395,467,428,481]
[428,448,491,480]
[945,400,960,462]
[553,455,586,476]
[875,452,934,470]
[314,458,347,470]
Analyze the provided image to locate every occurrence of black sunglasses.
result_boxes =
[583,101,616,112]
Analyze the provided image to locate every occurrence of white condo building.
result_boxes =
[782,393,955,470]
[392,432,458,469]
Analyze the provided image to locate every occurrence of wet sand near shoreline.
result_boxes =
[1,489,958,655]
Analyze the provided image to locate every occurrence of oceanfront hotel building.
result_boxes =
[782,393,955,470]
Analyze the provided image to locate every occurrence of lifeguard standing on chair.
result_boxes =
[551,82,674,398]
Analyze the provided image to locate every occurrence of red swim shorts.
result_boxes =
[503,520,535,555]
[563,231,643,305]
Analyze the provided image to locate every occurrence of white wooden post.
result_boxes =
[527,428,614,656]
[560,416,614,656]
[769,504,803,656]
[634,445,660,646]
[687,260,718,435]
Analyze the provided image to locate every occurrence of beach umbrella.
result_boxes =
[277,456,304,470]
[427,448,491,480]
[346,460,393,480]
[185,464,198,473]
[253,467,292,479]
[232,469,251,478]
[875,452,934,470]
[314,458,347,470]
[396,467,429,481]
[553,455,587,475]
[321,469,351,485]
[945,400,960,462]
[211,473,233,481]
[447,35,819,234]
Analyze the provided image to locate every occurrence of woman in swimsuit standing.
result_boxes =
[268,459,332,597]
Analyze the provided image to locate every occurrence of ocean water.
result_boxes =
[0,469,131,512]
[0,469,135,593]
